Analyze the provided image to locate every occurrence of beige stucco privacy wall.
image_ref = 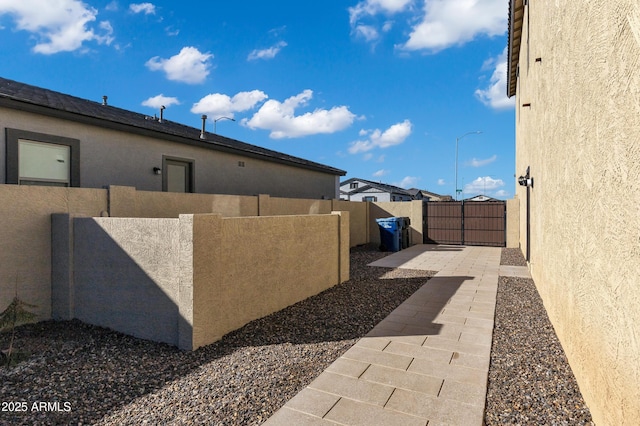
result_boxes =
[506,198,519,248]
[331,199,369,247]
[108,185,259,218]
[369,200,423,246]
[190,213,349,349]
[0,185,107,319]
[0,106,339,199]
[0,184,365,323]
[52,212,349,350]
[513,1,640,423]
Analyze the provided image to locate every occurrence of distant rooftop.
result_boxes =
[0,76,346,176]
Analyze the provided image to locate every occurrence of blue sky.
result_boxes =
[0,0,515,199]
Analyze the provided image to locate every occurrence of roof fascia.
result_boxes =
[0,96,346,176]
[507,0,525,98]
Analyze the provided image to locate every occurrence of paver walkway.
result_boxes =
[265,244,530,426]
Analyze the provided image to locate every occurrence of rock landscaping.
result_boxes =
[0,245,593,425]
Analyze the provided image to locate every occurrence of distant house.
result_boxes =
[340,178,451,202]
[463,195,500,202]
[0,77,345,199]
[407,188,453,202]
[339,178,413,202]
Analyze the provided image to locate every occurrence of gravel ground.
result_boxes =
[485,249,593,425]
[0,245,434,425]
[1,246,594,425]
[500,247,528,266]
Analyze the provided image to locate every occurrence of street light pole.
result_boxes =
[214,116,236,133]
[455,130,482,200]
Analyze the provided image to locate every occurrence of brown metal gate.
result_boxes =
[423,201,506,247]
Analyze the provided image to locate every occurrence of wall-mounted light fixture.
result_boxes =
[518,166,533,187]
[153,167,162,175]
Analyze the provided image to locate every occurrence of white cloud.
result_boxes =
[191,90,268,119]
[475,47,515,109]
[354,25,379,42]
[349,0,413,25]
[242,90,356,139]
[141,94,180,109]
[395,176,419,188]
[468,154,497,167]
[105,1,119,12]
[463,176,504,194]
[373,169,389,177]
[349,0,412,43]
[494,189,509,198]
[348,119,412,154]
[0,0,114,54]
[146,47,212,84]
[129,3,155,14]
[437,178,446,185]
[247,41,287,61]
[363,153,374,161]
[401,0,507,52]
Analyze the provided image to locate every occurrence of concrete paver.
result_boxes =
[265,244,503,426]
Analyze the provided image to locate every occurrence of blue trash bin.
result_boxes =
[376,217,403,252]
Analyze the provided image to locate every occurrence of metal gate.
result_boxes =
[423,201,506,247]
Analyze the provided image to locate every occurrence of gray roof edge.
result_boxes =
[0,78,346,176]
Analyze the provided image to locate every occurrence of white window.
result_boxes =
[18,139,71,186]
[5,129,80,187]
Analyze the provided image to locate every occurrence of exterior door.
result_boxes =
[163,157,193,193]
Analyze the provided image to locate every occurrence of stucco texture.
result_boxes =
[191,213,348,349]
[514,1,640,424]
[369,200,424,246]
[0,107,339,199]
[51,212,349,350]
[0,185,106,319]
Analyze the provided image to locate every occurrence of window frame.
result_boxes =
[6,128,80,186]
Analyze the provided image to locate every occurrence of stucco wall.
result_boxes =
[51,213,349,350]
[1,184,368,324]
[69,217,183,346]
[191,213,349,349]
[332,199,369,247]
[514,1,640,423]
[259,194,332,216]
[505,198,519,249]
[370,200,423,247]
[0,107,339,199]
[108,185,259,218]
[0,185,107,319]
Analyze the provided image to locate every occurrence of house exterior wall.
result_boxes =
[514,1,640,423]
[348,191,391,202]
[0,106,339,199]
